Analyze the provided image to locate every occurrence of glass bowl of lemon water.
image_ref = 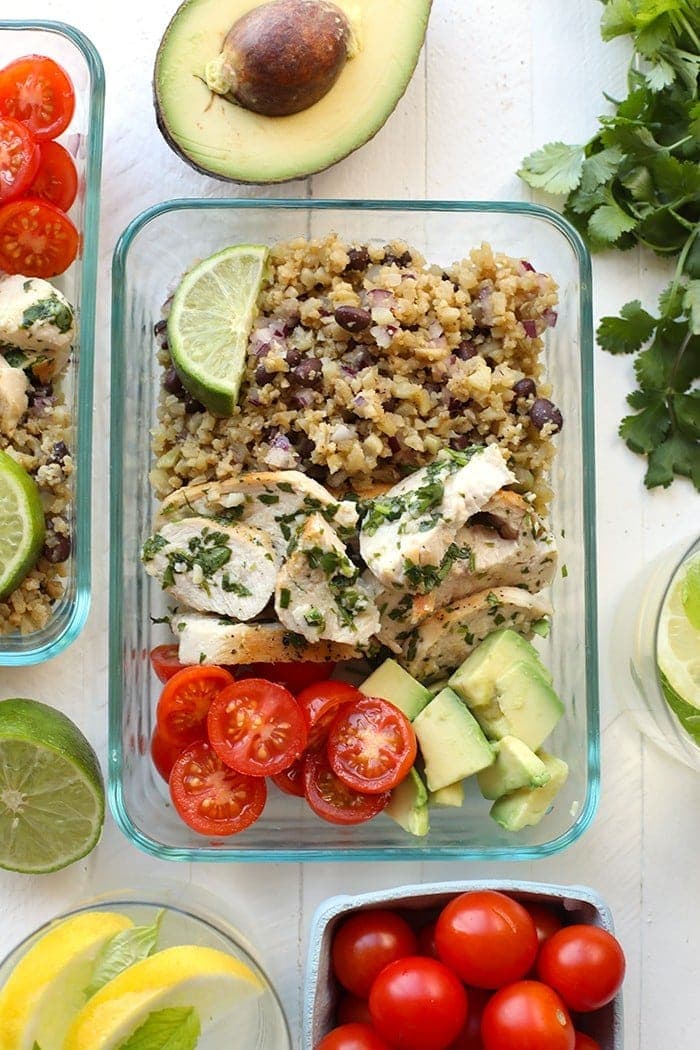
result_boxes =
[0,894,292,1050]
[614,534,700,770]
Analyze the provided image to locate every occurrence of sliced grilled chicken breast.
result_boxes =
[173,611,361,665]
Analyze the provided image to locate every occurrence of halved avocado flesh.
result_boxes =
[154,0,432,183]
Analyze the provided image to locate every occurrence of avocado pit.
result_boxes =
[206,0,354,117]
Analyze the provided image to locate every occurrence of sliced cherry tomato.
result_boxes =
[0,116,39,202]
[169,740,266,837]
[0,197,78,277]
[536,925,625,1013]
[318,1024,392,1050]
[435,891,538,989]
[332,909,417,998]
[481,981,574,1050]
[296,680,362,750]
[236,660,335,693]
[156,664,233,746]
[574,1035,601,1050]
[271,756,306,797]
[29,140,78,211]
[207,678,307,776]
[446,987,490,1050]
[528,903,564,949]
[327,696,416,795]
[150,728,189,783]
[150,643,187,684]
[0,56,75,140]
[303,750,390,826]
[369,956,469,1050]
[336,994,373,1027]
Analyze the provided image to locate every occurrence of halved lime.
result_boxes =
[657,552,700,719]
[0,698,105,874]
[167,244,269,416]
[0,449,46,600]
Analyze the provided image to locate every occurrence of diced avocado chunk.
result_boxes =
[455,659,564,752]
[477,736,551,800]
[385,767,430,836]
[429,779,465,807]
[360,658,431,721]
[426,679,450,699]
[449,628,552,707]
[413,687,494,792]
[490,752,569,832]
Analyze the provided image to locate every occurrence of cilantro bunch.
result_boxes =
[518,0,699,490]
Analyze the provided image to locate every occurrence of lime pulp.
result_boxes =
[0,448,46,600]
[656,551,700,742]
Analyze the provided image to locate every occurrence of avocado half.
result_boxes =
[154,0,432,184]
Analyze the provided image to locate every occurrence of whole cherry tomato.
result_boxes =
[481,981,574,1050]
[336,994,373,1027]
[318,1024,392,1050]
[435,891,538,989]
[536,925,625,1012]
[446,987,490,1049]
[369,956,469,1050]
[527,903,563,948]
[574,1034,601,1050]
[332,909,417,998]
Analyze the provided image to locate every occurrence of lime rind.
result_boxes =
[0,449,46,600]
[681,553,700,631]
[657,556,700,713]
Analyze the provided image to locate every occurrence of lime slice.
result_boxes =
[63,945,263,1050]
[0,698,105,874]
[0,449,46,599]
[681,552,700,631]
[167,244,269,416]
[657,555,700,714]
[0,910,133,1050]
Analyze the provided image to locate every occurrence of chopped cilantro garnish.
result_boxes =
[279,587,291,609]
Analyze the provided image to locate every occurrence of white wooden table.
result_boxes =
[2,3,698,1046]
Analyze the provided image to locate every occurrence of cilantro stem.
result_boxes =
[664,227,699,317]
[679,14,700,54]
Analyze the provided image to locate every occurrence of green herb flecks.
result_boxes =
[221,574,252,597]
[304,608,326,629]
[141,534,168,562]
[279,587,291,609]
[21,295,74,334]
[403,543,474,594]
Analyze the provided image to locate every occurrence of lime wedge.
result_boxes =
[657,555,700,714]
[167,244,269,416]
[0,698,105,874]
[0,449,45,599]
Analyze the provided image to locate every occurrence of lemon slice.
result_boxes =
[0,911,133,1050]
[0,449,45,600]
[63,945,263,1050]
[657,551,700,712]
[168,245,269,417]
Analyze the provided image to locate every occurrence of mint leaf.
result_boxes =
[597,300,657,353]
[517,142,585,195]
[588,202,638,245]
[682,280,700,334]
[118,1008,200,1050]
[85,912,163,998]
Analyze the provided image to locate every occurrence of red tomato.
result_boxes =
[435,891,538,989]
[417,919,438,958]
[528,903,563,949]
[150,643,187,684]
[29,140,78,211]
[156,664,233,746]
[337,994,373,1027]
[303,749,390,825]
[481,981,574,1050]
[271,756,306,797]
[169,740,266,837]
[236,660,335,693]
[369,955,469,1050]
[446,987,490,1050]
[327,696,416,794]
[318,1024,392,1050]
[150,728,188,782]
[0,56,75,140]
[0,116,39,202]
[0,197,78,277]
[574,1035,601,1050]
[207,678,307,776]
[332,909,418,998]
[536,925,625,1013]
[296,680,361,750]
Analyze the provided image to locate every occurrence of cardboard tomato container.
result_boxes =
[303,880,624,1049]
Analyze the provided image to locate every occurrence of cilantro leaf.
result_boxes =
[683,280,700,334]
[645,431,700,490]
[600,0,636,41]
[118,1008,200,1050]
[597,300,657,353]
[619,392,671,452]
[588,202,638,245]
[674,390,700,438]
[517,142,585,195]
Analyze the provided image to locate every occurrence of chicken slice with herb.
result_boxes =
[0,275,75,382]
[275,513,380,647]
[141,517,276,619]
[0,354,29,436]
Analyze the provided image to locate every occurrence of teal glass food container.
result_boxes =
[109,199,598,861]
[0,22,104,664]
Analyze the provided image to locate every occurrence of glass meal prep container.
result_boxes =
[0,21,104,665]
[109,199,597,862]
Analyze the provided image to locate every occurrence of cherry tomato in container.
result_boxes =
[0,116,39,202]
[236,660,334,693]
[318,1024,392,1050]
[481,981,574,1050]
[29,140,78,211]
[573,1034,601,1050]
[207,678,307,776]
[446,987,490,1050]
[417,919,438,958]
[303,749,390,826]
[150,643,187,683]
[156,664,233,746]
[150,728,188,783]
[435,891,538,989]
[169,740,266,836]
[369,955,469,1050]
[332,909,417,998]
[536,925,625,1012]
[327,696,416,794]
[296,679,361,750]
[271,756,306,797]
[336,994,373,1027]
[0,55,75,139]
[528,903,563,948]
[0,197,78,277]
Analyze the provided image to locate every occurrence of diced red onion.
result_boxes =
[370,325,396,349]
[368,288,394,307]
[543,308,558,328]
[271,433,292,450]
[332,424,355,442]
[520,260,535,272]
[353,395,367,409]
[521,319,538,338]
[292,388,316,408]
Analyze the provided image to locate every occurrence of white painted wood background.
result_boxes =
[2,2,698,1045]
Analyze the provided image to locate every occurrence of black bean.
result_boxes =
[450,434,471,450]
[448,398,466,416]
[153,319,167,336]
[289,357,323,389]
[455,341,478,361]
[47,441,69,466]
[163,367,185,397]
[388,436,400,453]
[44,531,71,564]
[345,246,369,272]
[383,249,412,267]
[512,377,536,400]
[297,437,316,459]
[27,383,53,406]
[285,347,301,368]
[529,398,563,433]
[334,305,372,333]
[255,364,271,386]
[184,397,205,414]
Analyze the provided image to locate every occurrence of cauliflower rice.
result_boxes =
[151,236,560,511]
